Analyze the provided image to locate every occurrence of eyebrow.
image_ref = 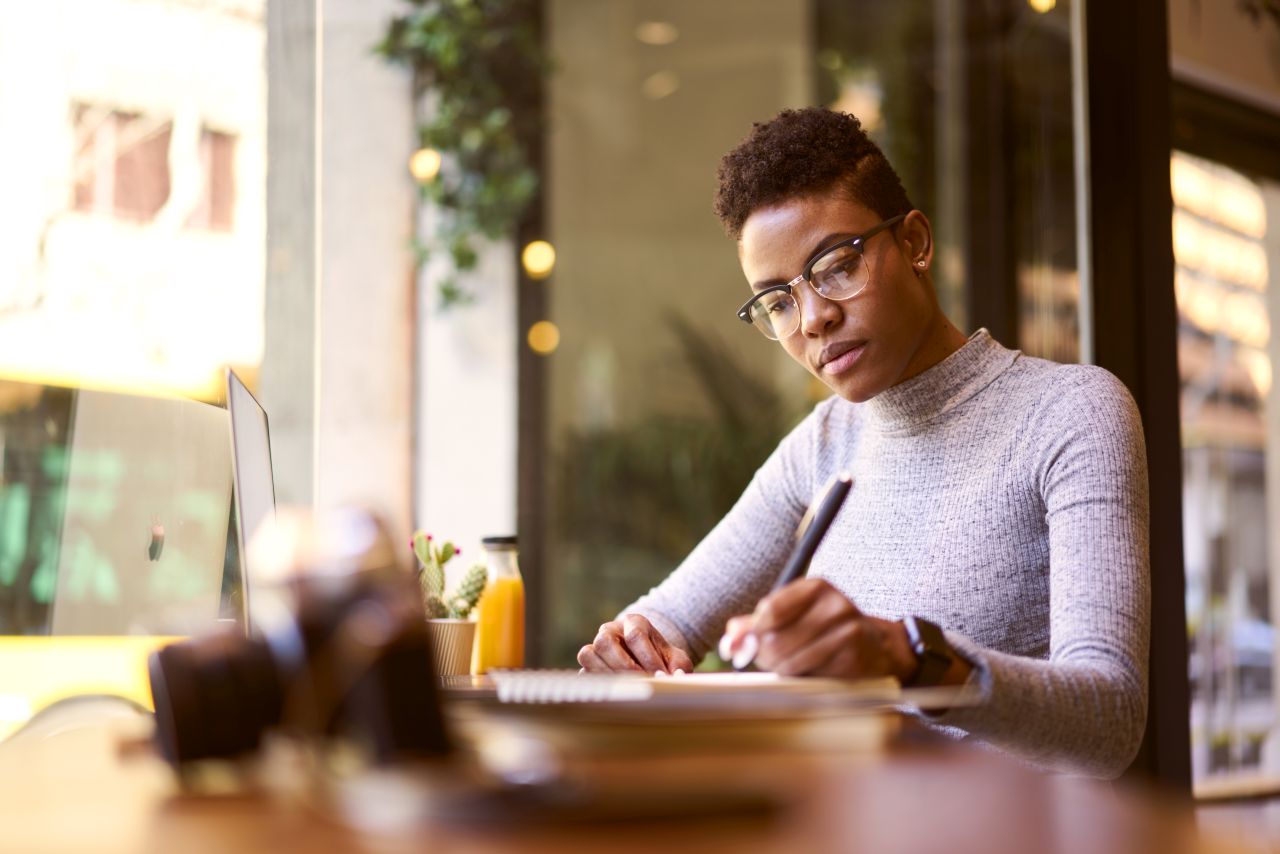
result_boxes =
[749,231,855,292]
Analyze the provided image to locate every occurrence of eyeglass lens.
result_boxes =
[746,248,868,340]
[810,244,867,298]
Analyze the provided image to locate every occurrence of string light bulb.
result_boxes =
[409,148,442,183]
[527,321,560,355]
[522,240,556,279]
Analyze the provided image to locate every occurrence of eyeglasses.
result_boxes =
[735,213,906,341]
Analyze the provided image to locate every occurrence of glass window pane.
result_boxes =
[539,0,1081,664]
[0,0,267,739]
[1175,149,1279,784]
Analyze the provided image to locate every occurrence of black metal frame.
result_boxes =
[1082,0,1190,791]
[516,3,548,668]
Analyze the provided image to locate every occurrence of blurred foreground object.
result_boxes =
[148,507,450,768]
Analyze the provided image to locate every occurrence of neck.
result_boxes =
[898,308,969,384]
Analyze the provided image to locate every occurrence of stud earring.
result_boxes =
[916,260,926,268]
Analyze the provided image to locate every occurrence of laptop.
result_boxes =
[48,389,232,636]
[225,369,276,634]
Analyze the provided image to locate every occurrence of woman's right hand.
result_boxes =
[577,613,694,674]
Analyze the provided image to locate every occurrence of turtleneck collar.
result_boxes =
[864,329,1019,432]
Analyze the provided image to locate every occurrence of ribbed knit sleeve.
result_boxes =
[930,367,1151,778]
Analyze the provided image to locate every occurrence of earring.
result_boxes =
[916,260,926,268]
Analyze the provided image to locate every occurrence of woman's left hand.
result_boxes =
[721,578,917,679]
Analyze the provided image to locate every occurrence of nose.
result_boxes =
[796,279,841,337]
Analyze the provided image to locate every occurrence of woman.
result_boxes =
[576,108,1149,779]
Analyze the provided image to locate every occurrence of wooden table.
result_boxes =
[0,697,1247,854]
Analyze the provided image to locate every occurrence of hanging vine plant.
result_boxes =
[376,0,549,307]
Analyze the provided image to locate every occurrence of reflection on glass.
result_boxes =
[542,1,1081,665]
[1010,4,1080,363]
[1174,150,1280,784]
[0,0,264,740]
[0,0,266,400]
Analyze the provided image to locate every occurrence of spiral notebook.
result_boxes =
[488,670,899,705]
[455,671,921,758]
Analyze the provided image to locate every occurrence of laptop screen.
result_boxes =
[226,370,275,632]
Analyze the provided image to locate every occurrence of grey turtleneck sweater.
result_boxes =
[626,329,1150,779]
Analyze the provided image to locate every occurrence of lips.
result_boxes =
[818,340,867,375]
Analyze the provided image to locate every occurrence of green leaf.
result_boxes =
[376,0,546,304]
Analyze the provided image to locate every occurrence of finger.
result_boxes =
[662,642,695,673]
[756,587,857,667]
[753,578,842,633]
[730,632,760,670]
[577,644,612,672]
[771,618,861,676]
[620,616,668,673]
[718,615,756,660]
[591,627,645,671]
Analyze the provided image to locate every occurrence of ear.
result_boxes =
[899,210,934,276]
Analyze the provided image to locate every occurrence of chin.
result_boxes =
[822,374,881,404]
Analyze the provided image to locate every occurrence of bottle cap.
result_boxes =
[481,535,518,547]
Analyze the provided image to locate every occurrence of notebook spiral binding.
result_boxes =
[491,670,655,704]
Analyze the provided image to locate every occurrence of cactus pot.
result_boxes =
[426,618,477,676]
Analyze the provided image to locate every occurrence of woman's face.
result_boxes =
[738,191,938,403]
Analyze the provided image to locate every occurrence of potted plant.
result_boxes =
[412,531,487,676]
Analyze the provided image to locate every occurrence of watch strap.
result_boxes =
[902,616,953,687]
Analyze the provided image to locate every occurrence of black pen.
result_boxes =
[721,472,854,670]
[773,472,854,590]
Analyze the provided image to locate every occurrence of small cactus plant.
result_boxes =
[412,531,487,620]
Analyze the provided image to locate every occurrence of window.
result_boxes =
[72,106,173,222]
[533,0,1083,664]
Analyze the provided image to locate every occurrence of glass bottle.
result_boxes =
[471,536,525,673]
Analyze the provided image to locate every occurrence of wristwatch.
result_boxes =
[902,616,954,687]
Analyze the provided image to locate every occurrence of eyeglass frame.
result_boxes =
[735,212,908,337]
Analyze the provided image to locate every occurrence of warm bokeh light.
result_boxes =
[1176,271,1271,349]
[1028,0,1056,12]
[409,147,443,183]
[1173,212,1268,290]
[521,240,557,279]
[1171,153,1266,238]
[635,21,678,46]
[527,320,560,355]
[642,71,680,100]
[1239,347,1273,399]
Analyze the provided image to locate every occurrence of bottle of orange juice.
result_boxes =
[472,536,525,673]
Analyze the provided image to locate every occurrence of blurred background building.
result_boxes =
[1,0,1279,795]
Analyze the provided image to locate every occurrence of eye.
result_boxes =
[819,248,861,275]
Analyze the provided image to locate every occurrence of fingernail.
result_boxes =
[718,633,733,661]
[732,633,759,670]
[673,668,685,676]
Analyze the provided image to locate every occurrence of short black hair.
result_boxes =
[713,108,913,240]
